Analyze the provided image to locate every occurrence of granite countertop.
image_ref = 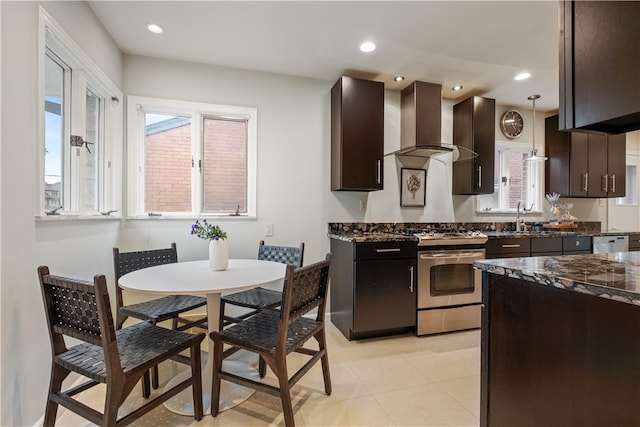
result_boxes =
[328,232,417,243]
[329,230,640,243]
[474,252,640,306]
[484,230,640,239]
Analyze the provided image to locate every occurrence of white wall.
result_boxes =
[1,2,122,425]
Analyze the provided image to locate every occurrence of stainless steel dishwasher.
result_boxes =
[592,235,629,253]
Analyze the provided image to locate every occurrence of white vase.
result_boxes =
[209,238,229,271]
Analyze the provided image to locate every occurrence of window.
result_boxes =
[127,96,257,218]
[616,165,638,206]
[39,9,121,217]
[477,141,543,213]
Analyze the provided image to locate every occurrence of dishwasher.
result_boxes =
[592,235,629,253]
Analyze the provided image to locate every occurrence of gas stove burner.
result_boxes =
[410,228,488,246]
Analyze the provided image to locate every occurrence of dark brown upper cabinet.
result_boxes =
[452,96,496,195]
[545,115,626,198]
[331,76,384,191]
[559,1,640,134]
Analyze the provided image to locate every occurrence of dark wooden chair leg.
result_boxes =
[219,300,226,330]
[210,335,224,417]
[258,356,267,377]
[151,366,159,389]
[44,364,69,427]
[190,344,203,420]
[104,384,125,427]
[141,370,151,398]
[317,331,332,395]
[276,355,295,427]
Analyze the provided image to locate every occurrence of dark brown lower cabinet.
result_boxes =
[485,238,530,259]
[330,239,416,340]
[481,273,640,427]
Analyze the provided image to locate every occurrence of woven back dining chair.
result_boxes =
[113,243,207,391]
[210,254,332,427]
[219,240,304,328]
[38,266,205,427]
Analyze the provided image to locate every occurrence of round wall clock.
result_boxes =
[500,110,524,139]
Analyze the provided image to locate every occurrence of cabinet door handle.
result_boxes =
[409,266,414,292]
[375,248,401,253]
[477,166,482,188]
[376,160,381,185]
[602,174,608,192]
[582,173,588,192]
[611,174,616,193]
[501,244,521,248]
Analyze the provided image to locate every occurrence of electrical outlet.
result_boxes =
[599,198,606,207]
[265,223,274,236]
[360,199,367,211]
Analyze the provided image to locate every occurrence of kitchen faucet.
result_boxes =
[516,201,532,232]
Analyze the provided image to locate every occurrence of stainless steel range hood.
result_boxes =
[386,80,476,163]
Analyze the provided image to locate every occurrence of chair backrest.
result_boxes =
[38,266,120,372]
[112,243,178,309]
[279,254,331,329]
[257,240,305,268]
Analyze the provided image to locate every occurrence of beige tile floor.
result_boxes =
[54,322,480,427]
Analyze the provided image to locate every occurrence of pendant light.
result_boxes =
[525,94,547,162]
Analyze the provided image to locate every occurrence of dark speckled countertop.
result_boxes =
[327,232,417,243]
[474,252,640,306]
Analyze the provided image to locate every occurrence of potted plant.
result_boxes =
[191,219,228,270]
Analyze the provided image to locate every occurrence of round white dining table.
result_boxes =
[118,258,287,416]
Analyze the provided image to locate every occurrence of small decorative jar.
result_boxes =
[208,238,228,271]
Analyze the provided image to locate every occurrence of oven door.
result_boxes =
[418,249,485,308]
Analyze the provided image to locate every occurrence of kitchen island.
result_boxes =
[474,253,640,427]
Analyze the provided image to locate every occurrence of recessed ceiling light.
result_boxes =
[514,72,531,81]
[394,76,405,82]
[147,24,164,34]
[359,41,376,53]
[452,85,463,91]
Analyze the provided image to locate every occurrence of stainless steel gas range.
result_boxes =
[409,229,488,336]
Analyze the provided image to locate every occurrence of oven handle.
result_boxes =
[419,251,485,260]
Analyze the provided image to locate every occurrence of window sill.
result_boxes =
[36,214,121,221]
[125,214,257,220]
[476,209,543,216]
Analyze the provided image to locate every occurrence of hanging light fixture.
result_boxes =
[525,94,547,162]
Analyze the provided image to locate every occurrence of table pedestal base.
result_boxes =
[163,351,259,416]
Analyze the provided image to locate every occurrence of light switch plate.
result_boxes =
[360,199,367,211]
[265,223,274,236]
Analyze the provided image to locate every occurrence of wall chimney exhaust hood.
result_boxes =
[386,80,476,163]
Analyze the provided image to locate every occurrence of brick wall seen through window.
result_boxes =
[144,118,247,213]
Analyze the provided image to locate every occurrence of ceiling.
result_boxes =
[88,1,560,112]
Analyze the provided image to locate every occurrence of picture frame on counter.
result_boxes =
[400,168,426,207]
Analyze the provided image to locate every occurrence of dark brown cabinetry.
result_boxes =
[562,235,591,254]
[531,237,562,256]
[545,115,626,198]
[481,273,640,427]
[329,239,416,340]
[331,76,384,191]
[452,96,496,195]
[487,235,592,258]
[486,238,530,259]
[559,1,640,133]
